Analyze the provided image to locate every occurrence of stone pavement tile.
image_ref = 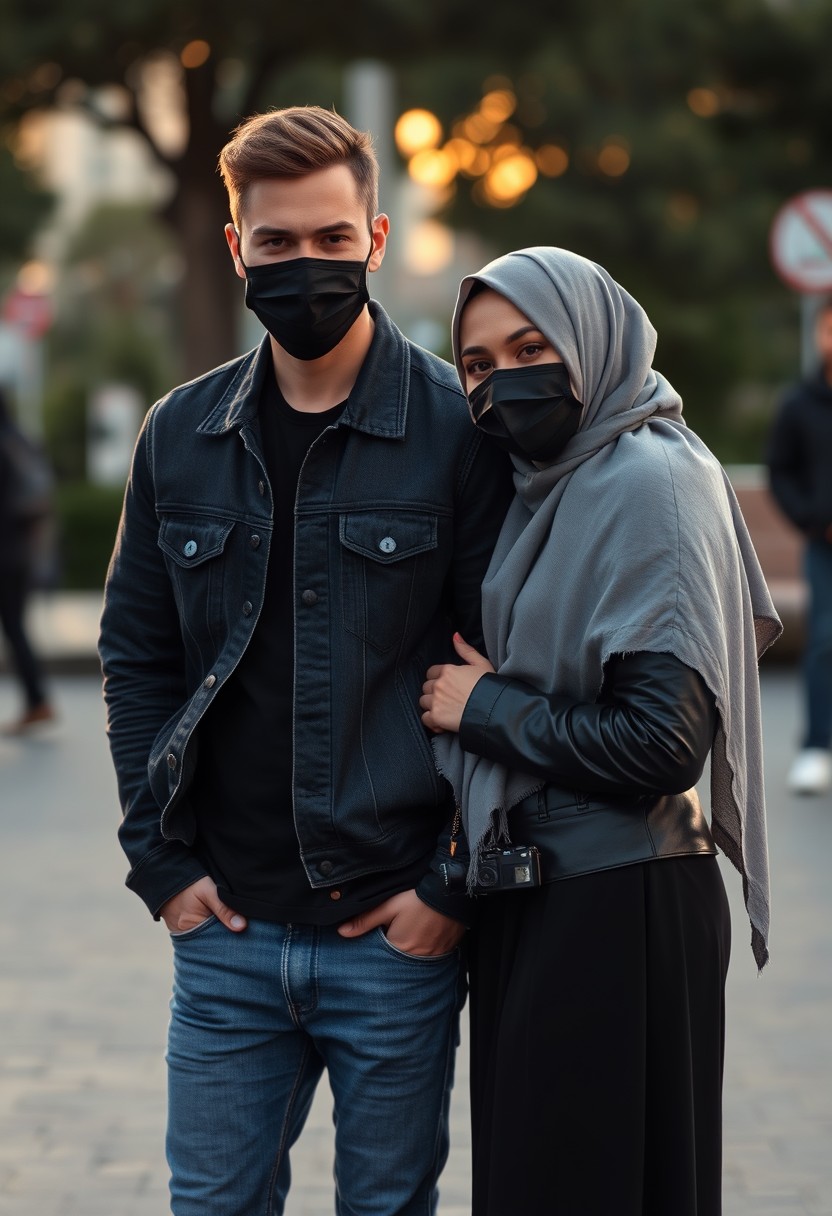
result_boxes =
[2,672,831,1214]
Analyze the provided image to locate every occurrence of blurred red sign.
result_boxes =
[2,288,52,339]
[770,190,832,293]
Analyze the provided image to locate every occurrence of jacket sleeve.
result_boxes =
[415,430,513,924]
[766,394,814,534]
[443,428,514,653]
[99,417,208,917]
[458,651,717,795]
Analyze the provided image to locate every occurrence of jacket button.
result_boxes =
[329,890,342,901]
[203,674,216,688]
[249,534,261,549]
[242,601,253,616]
[319,860,334,876]
[167,753,177,770]
[258,480,266,496]
[378,536,397,554]
[183,540,198,558]
[301,589,318,606]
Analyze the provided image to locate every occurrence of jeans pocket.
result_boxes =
[374,926,459,964]
[169,914,220,941]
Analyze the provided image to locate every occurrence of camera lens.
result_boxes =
[477,864,499,888]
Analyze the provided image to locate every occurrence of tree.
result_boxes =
[0,0,555,377]
[393,0,832,454]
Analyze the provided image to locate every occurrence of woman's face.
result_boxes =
[458,288,562,395]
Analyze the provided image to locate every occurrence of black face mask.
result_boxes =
[468,363,583,462]
[238,239,372,361]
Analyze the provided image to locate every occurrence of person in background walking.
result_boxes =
[767,297,832,795]
[0,386,56,737]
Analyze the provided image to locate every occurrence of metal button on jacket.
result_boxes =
[301,589,318,607]
[249,534,261,550]
[203,674,216,689]
[183,539,198,558]
[378,536,397,554]
[167,752,177,770]
[242,601,253,616]
[319,859,334,876]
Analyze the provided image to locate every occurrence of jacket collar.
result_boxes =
[197,302,409,439]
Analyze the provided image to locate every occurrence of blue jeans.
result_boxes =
[166,917,464,1216]
[804,540,832,749]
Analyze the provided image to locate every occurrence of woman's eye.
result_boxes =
[465,359,491,376]
[518,343,544,358]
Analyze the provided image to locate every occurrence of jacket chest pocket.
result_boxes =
[158,515,235,650]
[339,510,438,653]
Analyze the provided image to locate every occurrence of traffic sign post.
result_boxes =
[770,190,832,373]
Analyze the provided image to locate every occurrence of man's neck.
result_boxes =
[270,307,375,413]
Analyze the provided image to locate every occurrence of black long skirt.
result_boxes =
[469,855,731,1216]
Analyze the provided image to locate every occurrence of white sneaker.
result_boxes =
[787,749,832,795]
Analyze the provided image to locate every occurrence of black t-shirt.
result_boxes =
[190,367,430,923]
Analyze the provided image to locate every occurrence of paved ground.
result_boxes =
[0,666,830,1215]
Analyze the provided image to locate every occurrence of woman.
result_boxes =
[420,248,781,1216]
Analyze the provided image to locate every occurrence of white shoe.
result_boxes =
[787,749,832,795]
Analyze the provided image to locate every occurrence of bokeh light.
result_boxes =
[180,40,211,70]
[395,109,443,157]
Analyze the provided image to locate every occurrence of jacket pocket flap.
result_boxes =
[339,511,437,564]
[158,516,234,567]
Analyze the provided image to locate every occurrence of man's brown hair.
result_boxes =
[219,105,379,229]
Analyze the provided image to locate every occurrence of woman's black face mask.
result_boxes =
[237,236,373,361]
[467,363,583,462]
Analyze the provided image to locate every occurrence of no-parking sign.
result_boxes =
[770,190,832,293]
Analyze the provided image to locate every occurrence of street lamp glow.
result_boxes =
[404,219,455,276]
[536,144,569,177]
[181,40,211,69]
[687,88,720,118]
[408,148,457,188]
[480,89,517,124]
[598,140,630,177]
[484,152,538,204]
[395,109,443,157]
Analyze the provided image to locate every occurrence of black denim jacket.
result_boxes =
[99,304,511,920]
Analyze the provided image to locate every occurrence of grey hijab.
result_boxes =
[433,246,782,968]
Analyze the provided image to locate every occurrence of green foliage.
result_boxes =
[395,0,830,456]
[54,480,124,589]
[3,0,832,453]
[0,144,53,268]
[40,201,177,482]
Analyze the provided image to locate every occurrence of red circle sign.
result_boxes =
[770,190,832,293]
[1,288,52,339]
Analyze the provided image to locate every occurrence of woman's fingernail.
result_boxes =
[230,915,245,929]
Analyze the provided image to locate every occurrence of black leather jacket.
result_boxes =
[458,651,717,882]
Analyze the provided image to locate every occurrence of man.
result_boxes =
[767,296,832,794]
[99,106,510,1215]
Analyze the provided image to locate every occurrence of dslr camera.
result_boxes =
[441,845,542,895]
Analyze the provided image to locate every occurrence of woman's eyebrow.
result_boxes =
[461,325,541,358]
[506,325,541,343]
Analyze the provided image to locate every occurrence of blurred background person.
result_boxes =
[0,385,57,736]
[766,298,832,795]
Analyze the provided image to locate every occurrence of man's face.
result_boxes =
[225,163,388,276]
[815,307,832,369]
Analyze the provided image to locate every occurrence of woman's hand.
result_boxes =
[420,633,495,734]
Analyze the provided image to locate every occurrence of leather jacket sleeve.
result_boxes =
[458,651,717,795]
